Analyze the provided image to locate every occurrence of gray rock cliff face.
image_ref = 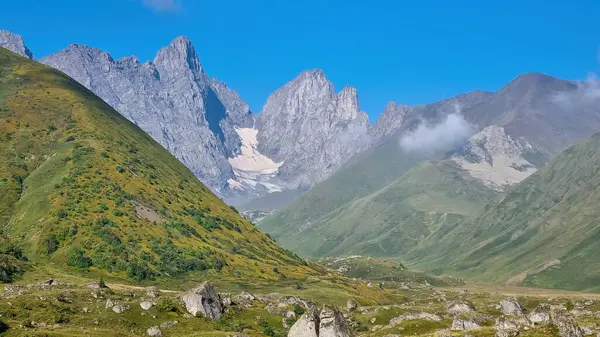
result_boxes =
[40,37,238,193]
[0,30,33,59]
[256,70,372,189]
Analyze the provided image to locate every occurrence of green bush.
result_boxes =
[66,247,92,269]
[42,235,60,255]
[127,260,154,281]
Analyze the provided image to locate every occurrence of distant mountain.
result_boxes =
[408,131,600,292]
[261,72,600,263]
[0,30,33,59]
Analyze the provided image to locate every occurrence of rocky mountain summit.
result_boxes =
[0,30,33,59]
[451,125,541,191]
[256,70,372,188]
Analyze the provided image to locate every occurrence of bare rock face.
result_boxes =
[288,306,320,337]
[0,30,33,59]
[318,306,352,337]
[447,300,475,316]
[181,282,223,320]
[256,70,372,190]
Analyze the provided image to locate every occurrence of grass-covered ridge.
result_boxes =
[0,47,312,283]
[260,159,496,259]
[408,132,600,291]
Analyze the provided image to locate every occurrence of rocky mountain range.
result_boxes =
[0,30,373,205]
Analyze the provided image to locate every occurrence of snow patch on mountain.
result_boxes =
[227,126,284,193]
[452,126,538,191]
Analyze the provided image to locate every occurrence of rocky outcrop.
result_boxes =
[0,30,33,59]
[181,282,223,319]
[288,306,320,337]
[346,299,357,311]
[550,311,584,337]
[452,126,539,191]
[288,306,352,337]
[318,306,352,337]
[384,312,443,330]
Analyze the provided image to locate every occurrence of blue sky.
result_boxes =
[1,0,599,121]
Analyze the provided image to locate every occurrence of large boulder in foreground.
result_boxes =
[319,306,352,337]
[288,306,352,337]
[181,282,223,320]
[288,306,319,337]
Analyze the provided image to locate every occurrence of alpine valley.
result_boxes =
[3,27,600,337]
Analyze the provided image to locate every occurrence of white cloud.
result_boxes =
[551,73,600,108]
[399,103,473,154]
[142,0,180,12]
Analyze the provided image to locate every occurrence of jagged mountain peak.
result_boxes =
[154,35,203,77]
[336,85,361,120]
[0,30,33,59]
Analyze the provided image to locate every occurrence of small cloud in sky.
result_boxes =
[142,0,180,13]
[399,103,473,154]
[551,73,600,108]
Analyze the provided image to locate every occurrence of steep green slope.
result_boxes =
[0,47,314,283]
[261,160,496,259]
[409,132,600,291]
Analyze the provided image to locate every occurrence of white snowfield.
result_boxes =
[227,127,284,193]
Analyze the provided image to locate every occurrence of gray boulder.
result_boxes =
[288,306,320,337]
[528,304,551,325]
[451,318,482,331]
[319,306,352,337]
[140,301,156,311]
[500,298,526,316]
[112,305,128,314]
[236,292,255,307]
[495,317,520,337]
[447,300,475,316]
[181,282,223,320]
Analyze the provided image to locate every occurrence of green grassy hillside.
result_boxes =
[260,160,496,259]
[0,47,317,284]
[408,132,600,291]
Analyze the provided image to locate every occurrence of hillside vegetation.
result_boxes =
[408,132,600,291]
[260,160,496,259]
[0,47,314,285]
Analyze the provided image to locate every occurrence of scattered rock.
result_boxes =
[433,329,452,337]
[500,298,525,316]
[82,307,89,313]
[112,305,128,314]
[4,285,24,292]
[140,301,156,311]
[370,317,376,324]
[451,318,482,331]
[146,287,160,298]
[528,304,551,325]
[181,282,224,320]
[105,299,116,309]
[236,292,255,307]
[346,299,357,311]
[384,312,443,330]
[147,326,163,337]
[284,311,296,319]
[38,279,54,287]
[159,321,178,329]
[447,300,475,316]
